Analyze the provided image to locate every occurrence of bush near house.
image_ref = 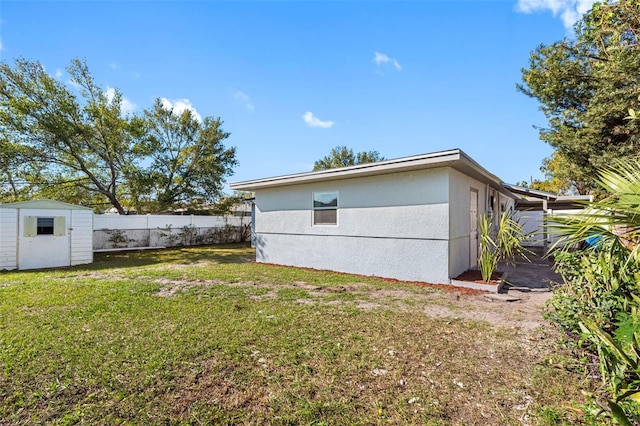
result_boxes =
[547,158,640,424]
[477,212,530,283]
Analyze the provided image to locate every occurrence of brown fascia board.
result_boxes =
[230,148,510,193]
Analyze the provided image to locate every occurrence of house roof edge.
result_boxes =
[230,148,510,191]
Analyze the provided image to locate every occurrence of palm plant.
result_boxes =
[478,214,498,283]
[549,158,640,424]
[477,211,530,283]
[550,159,640,266]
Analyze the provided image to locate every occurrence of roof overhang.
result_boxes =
[515,195,593,211]
[502,184,593,210]
[501,183,558,200]
[231,148,513,197]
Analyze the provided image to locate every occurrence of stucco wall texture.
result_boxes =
[253,167,496,284]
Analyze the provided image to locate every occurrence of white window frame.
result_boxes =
[312,191,339,226]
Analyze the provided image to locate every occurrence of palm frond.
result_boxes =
[550,158,640,269]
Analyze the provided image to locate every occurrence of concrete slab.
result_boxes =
[499,248,561,294]
[483,293,522,302]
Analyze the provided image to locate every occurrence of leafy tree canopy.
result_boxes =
[138,99,237,212]
[0,58,237,213]
[518,0,640,195]
[313,146,385,171]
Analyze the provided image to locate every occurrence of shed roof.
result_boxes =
[230,148,513,196]
[0,199,93,211]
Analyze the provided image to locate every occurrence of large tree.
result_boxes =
[313,145,385,171]
[518,0,640,195]
[0,58,142,213]
[140,99,237,211]
[0,58,238,213]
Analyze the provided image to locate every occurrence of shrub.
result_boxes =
[548,158,640,423]
[477,212,529,282]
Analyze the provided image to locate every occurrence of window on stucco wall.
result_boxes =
[313,192,338,225]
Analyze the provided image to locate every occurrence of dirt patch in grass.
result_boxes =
[0,246,592,425]
[155,278,224,297]
[57,272,124,280]
[152,277,550,331]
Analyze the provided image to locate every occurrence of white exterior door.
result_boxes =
[18,209,71,270]
[469,190,478,269]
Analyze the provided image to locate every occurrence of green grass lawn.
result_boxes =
[0,244,595,425]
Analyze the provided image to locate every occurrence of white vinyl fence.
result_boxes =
[514,209,583,248]
[93,214,251,251]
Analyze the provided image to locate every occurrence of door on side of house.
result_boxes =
[469,189,479,269]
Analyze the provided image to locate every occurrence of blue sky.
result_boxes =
[0,0,596,188]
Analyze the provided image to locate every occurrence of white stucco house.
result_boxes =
[230,149,516,285]
[0,200,93,270]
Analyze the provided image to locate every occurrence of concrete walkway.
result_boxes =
[499,248,562,292]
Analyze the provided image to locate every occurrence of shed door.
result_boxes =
[469,190,478,269]
[19,211,71,270]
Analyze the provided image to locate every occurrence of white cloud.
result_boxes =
[55,69,63,79]
[66,79,82,90]
[302,111,335,129]
[374,52,402,71]
[109,62,120,70]
[516,0,597,29]
[160,97,202,122]
[0,37,3,51]
[120,97,136,115]
[105,87,137,115]
[234,91,255,111]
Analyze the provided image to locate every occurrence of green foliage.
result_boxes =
[547,250,628,333]
[549,156,640,422]
[551,157,640,267]
[518,0,640,195]
[580,316,640,426]
[210,191,253,216]
[140,99,237,211]
[477,212,529,283]
[312,146,384,171]
[0,58,237,213]
[478,214,499,283]
[0,58,141,213]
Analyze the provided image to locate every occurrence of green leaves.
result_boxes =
[477,212,530,283]
[0,58,137,212]
[140,99,237,211]
[0,58,237,213]
[312,146,384,171]
[551,157,640,268]
[549,155,640,423]
[519,0,640,195]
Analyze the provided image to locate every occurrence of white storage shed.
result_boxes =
[0,200,93,270]
[230,149,516,285]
